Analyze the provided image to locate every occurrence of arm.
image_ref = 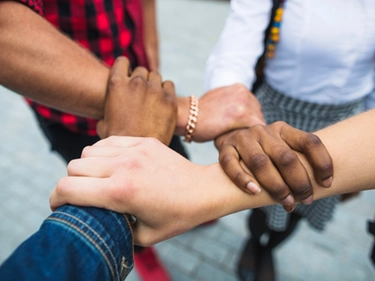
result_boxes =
[0,54,177,281]
[96,57,177,145]
[0,1,109,119]
[142,0,159,71]
[214,122,334,211]
[0,1,263,141]
[204,0,272,90]
[49,109,375,245]
[0,1,252,141]
[176,0,271,141]
[0,206,134,281]
[175,84,266,142]
[364,89,375,111]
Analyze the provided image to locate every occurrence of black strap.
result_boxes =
[368,218,375,266]
[368,219,375,236]
[252,0,283,92]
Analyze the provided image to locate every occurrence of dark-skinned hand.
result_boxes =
[97,56,177,146]
[215,121,334,212]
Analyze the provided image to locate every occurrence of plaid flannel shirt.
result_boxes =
[17,0,148,135]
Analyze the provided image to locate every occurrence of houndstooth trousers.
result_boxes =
[255,82,365,231]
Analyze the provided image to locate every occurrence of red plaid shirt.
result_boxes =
[18,0,148,135]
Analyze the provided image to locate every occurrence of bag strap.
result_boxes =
[368,219,375,236]
[252,0,285,92]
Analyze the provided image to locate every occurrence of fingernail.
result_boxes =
[301,195,313,205]
[285,204,296,213]
[322,176,333,188]
[247,181,261,195]
[281,194,294,206]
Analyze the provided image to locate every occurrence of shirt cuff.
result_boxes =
[6,0,44,16]
[204,70,254,91]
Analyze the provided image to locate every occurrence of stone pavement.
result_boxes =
[1,0,375,280]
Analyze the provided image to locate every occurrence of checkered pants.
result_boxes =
[256,82,365,231]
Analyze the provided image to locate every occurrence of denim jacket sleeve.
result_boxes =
[0,205,134,281]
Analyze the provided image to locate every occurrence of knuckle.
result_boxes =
[321,163,334,175]
[270,184,289,199]
[247,153,269,171]
[234,172,249,188]
[105,135,118,145]
[270,121,287,127]
[55,177,70,195]
[80,146,93,158]
[294,183,313,198]
[108,72,126,87]
[118,154,142,170]
[66,160,78,175]
[252,124,266,133]
[233,104,248,119]
[129,75,148,88]
[148,84,164,98]
[276,149,299,168]
[150,70,161,77]
[272,120,288,129]
[108,177,136,207]
[115,56,129,64]
[219,153,233,169]
[232,83,248,93]
[164,80,175,88]
[303,133,323,148]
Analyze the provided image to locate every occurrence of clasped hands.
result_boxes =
[50,56,333,245]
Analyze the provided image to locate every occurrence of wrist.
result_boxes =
[204,163,276,215]
[175,97,190,136]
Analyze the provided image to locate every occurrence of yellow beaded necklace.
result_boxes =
[266,0,286,59]
[252,0,286,92]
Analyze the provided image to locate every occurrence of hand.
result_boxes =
[189,84,266,142]
[215,122,334,211]
[96,56,177,145]
[50,136,215,246]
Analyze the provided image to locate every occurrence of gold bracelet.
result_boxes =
[183,95,199,143]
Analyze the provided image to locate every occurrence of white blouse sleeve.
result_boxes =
[365,88,375,110]
[204,0,273,91]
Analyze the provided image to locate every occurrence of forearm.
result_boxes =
[175,96,189,136]
[0,205,133,281]
[142,0,159,71]
[0,1,109,119]
[204,0,272,90]
[199,109,375,221]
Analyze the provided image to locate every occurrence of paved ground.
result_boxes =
[1,0,375,280]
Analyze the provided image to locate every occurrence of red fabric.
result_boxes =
[134,247,171,281]
[17,0,148,135]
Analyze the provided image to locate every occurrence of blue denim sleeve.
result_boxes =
[0,205,134,281]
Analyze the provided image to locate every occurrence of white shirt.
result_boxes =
[205,0,375,109]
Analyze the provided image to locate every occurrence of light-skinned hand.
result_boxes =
[176,84,266,142]
[50,137,225,246]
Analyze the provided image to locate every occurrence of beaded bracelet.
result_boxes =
[183,95,199,143]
